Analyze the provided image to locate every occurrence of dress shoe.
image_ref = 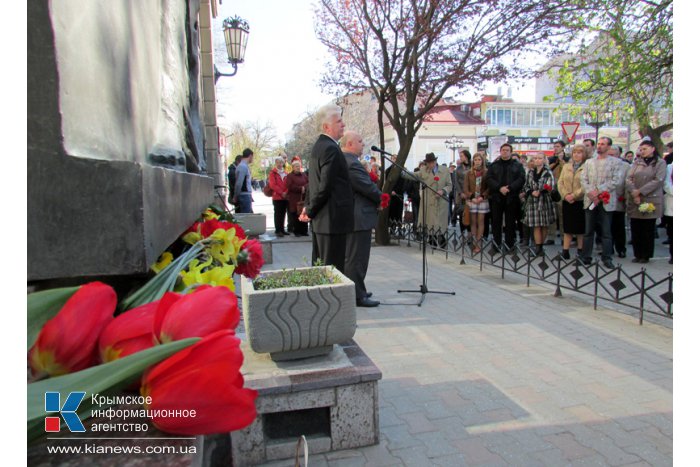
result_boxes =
[579,257,592,266]
[556,250,570,260]
[356,297,380,307]
[638,258,649,264]
[544,239,555,245]
[631,257,641,263]
[602,260,615,269]
[366,292,373,298]
[617,251,626,258]
[281,231,291,236]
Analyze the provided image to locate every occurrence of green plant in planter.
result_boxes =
[253,260,341,290]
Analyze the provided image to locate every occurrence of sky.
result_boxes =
[213,0,536,144]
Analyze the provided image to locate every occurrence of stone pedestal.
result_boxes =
[235,213,267,237]
[231,340,382,466]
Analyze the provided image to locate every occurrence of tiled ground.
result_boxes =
[256,238,672,466]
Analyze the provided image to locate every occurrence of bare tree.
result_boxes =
[315,0,587,244]
[227,120,280,179]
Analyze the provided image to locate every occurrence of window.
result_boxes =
[542,109,550,126]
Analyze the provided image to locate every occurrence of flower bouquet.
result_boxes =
[638,202,656,214]
[28,206,264,442]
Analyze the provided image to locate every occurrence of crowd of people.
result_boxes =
[386,138,673,268]
[225,117,673,308]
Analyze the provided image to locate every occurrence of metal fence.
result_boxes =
[389,222,673,324]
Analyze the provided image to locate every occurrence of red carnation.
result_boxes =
[434,176,440,181]
[598,191,611,204]
[543,184,552,191]
[369,171,379,182]
[235,239,265,279]
[380,193,390,209]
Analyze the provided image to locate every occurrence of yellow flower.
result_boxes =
[202,209,219,221]
[182,231,202,245]
[639,202,656,213]
[180,257,235,293]
[207,228,246,264]
[150,252,174,273]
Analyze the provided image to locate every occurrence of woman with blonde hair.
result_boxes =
[463,152,489,253]
[556,144,587,259]
[522,152,557,256]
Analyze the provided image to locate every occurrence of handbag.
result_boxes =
[263,184,274,197]
[550,187,562,203]
[461,202,471,226]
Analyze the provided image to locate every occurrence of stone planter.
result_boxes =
[235,213,267,237]
[241,266,356,361]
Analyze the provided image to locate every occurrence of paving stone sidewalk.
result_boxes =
[257,239,672,466]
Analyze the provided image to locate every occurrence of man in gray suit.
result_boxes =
[340,131,382,307]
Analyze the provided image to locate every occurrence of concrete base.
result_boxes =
[260,238,273,265]
[232,340,382,466]
[235,213,267,237]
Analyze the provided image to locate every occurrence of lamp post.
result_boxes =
[584,109,612,143]
[444,135,464,164]
[216,16,250,82]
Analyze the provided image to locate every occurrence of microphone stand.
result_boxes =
[375,152,455,307]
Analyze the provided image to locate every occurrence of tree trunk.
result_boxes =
[639,123,672,156]
[375,133,415,246]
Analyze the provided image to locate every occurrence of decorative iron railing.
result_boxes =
[389,221,672,324]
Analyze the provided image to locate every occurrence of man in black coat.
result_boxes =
[485,143,525,252]
[341,131,382,307]
[299,105,354,273]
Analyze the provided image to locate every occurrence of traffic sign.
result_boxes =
[561,122,580,142]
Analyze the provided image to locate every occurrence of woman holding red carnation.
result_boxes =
[625,140,667,263]
[522,153,556,256]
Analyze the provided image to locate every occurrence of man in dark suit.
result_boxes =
[340,131,382,307]
[299,105,354,273]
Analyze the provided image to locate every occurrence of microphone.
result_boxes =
[370,145,393,156]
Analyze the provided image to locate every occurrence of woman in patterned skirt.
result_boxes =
[522,153,556,256]
[463,152,490,253]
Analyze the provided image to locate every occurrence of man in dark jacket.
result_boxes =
[485,143,525,252]
[341,131,382,307]
[300,105,354,273]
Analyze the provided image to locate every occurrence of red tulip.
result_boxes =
[235,239,265,279]
[29,282,116,377]
[543,184,552,191]
[140,330,258,435]
[434,176,440,181]
[153,286,239,344]
[99,301,158,363]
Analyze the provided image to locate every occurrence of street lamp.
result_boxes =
[584,109,613,142]
[444,135,464,164]
[215,16,250,82]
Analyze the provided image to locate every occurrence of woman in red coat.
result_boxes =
[285,160,309,236]
[268,157,289,236]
